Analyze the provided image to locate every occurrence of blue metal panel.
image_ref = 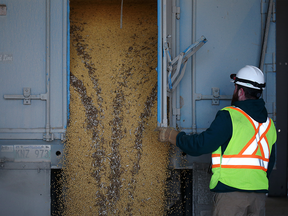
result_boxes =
[50,0,68,131]
[195,0,262,131]
[162,0,276,167]
[0,0,68,140]
[178,0,193,130]
[176,0,276,133]
[0,0,46,130]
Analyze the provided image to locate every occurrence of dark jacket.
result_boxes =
[176,98,276,193]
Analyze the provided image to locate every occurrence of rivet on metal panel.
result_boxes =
[212,99,219,105]
[195,93,202,100]
[0,5,7,16]
[24,99,31,105]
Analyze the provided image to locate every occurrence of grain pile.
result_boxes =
[60,1,170,215]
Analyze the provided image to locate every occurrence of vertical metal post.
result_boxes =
[192,0,197,134]
[269,0,288,197]
[67,0,70,121]
[63,0,68,133]
[120,0,124,29]
[259,0,273,71]
[171,0,177,128]
[176,0,181,126]
[162,0,168,127]
[45,0,52,141]
[157,0,163,127]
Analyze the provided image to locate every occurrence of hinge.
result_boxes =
[272,1,276,22]
[61,133,66,141]
[43,133,54,142]
[173,108,180,121]
[173,6,180,20]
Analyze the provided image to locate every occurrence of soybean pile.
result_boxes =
[60,1,170,215]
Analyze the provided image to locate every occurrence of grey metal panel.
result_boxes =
[0,162,51,170]
[0,0,67,140]
[0,166,51,216]
[192,163,213,216]
[269,0,288,197]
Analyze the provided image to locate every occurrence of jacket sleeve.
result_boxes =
[267,145,275,179]
[176,110,232,156]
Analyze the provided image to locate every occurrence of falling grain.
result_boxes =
[60,1,170,215]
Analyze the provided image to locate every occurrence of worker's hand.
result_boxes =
[156,127,172,142]
[155,127,179,145]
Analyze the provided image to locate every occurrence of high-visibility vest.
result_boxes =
[209,106,277,191]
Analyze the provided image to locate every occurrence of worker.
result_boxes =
[157,65,277,216]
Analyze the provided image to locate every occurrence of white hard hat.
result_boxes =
[230,65,266,90]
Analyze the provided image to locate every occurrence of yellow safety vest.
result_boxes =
[210,106,277,191]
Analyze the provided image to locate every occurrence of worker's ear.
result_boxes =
[238,88,245,101]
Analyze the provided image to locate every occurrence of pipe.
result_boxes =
[67,0,70,121]
[157,0,162,127]
[259,0,273,71]
[192,0,197,134]
[162,0,168,127]
[120,0,124,29]
[45,0,52,141]
[171,0,177,128]
[176,0,180,123]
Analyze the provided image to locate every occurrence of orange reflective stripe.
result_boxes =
[212,164,220,168]
[221,165,267,171]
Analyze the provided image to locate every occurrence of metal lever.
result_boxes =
[165,35,207,91]
[4,88,47,105]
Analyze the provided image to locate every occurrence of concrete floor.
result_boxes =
[266,197,288,216]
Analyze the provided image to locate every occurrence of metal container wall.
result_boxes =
[0,1,68,215]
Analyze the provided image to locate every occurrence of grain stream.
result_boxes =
[59,2,170,215]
